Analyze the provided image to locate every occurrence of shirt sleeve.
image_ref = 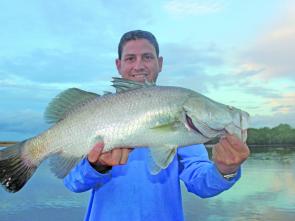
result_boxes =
[63,157,112,193]
[178,144,241,198]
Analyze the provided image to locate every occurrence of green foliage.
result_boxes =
[247,124,295,145]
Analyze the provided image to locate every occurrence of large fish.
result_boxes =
[0,78,249,192]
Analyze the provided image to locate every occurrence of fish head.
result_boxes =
[182,93,250,142]
[223,106,250,142]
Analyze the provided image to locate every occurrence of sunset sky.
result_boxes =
[0,0,294,140]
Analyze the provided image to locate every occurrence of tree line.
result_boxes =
[247,124,295,146]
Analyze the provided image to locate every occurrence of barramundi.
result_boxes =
[0,78,250,192]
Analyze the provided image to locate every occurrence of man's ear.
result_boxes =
[115,58,121,73]
[158,56,163,72]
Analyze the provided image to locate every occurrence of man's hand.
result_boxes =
[212,134,250,175]
[87,143,132,172]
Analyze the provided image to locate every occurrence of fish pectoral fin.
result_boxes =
[147,157,162,175]
[44,88,99,124]
[49,153,84,178]
[150,122,178,132]
[148,146,177,174]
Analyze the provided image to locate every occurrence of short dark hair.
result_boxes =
[118,30,159,59]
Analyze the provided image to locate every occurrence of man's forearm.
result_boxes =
[64,158,112,193]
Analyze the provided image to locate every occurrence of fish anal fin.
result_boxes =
[50,135,104,178]
[49,153,83,178]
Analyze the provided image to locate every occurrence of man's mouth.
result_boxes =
[131,73,148,78]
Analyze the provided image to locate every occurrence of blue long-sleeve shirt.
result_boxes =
[64,144,241,221]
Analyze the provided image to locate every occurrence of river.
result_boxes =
[0,147,294,221]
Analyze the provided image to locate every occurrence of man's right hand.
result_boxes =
[87,143,132,173]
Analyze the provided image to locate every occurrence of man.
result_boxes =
[64,30,250,221]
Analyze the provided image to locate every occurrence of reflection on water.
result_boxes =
[183,147,295,221]
[0,147,295,221]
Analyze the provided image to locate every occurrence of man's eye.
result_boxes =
[125,57,135,62]
[143,54,154,61]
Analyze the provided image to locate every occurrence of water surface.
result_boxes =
[0,147,294,221]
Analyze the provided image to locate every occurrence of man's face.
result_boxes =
[116,39,163,83]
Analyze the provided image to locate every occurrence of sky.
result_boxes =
[0,0,294,141]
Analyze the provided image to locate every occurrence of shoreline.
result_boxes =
[0,141,17,147]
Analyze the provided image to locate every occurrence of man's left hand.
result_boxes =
[212,134,250,175]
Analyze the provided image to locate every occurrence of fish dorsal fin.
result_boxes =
[148,146,177,174]
[103,91,113,95]
[111,77,155,93]
[44,88,99,124]
[49,153,84,178]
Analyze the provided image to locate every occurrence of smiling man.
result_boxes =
[64,30,250,221]
[116,35,163,83]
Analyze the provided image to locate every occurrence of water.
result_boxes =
[183,147,295,221]
[0,147,294,221]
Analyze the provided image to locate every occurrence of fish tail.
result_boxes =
[0,140,37,192]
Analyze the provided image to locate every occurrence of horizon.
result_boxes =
[0,123,293,144]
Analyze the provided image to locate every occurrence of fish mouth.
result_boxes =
[185,114,225,139]
[185,114,209,138]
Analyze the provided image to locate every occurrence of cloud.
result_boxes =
[0,73,114,117]
[158,41,284,109]
[162,42,224,67]
[163,0,225,16]
[0,0,159,88]
[239,2,295,81]
[266,92,295,114]
[0,109,48,141]
[158,42,225,91]
[0,48,116,85]
[250,92,295,128]
[240,86,282,99]
[100,1,155,28]
[0,0,156,57]
[251,111,295,128]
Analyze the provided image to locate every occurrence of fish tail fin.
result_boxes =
[0,141,37,192]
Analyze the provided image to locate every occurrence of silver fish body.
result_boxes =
[0,78,250,192]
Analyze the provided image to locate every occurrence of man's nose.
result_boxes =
[134,58,145,70]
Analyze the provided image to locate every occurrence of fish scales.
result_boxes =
[0,78,250,192]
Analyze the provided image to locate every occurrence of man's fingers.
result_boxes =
[213,134,250,175]
[212,142,226,163]
[111,149,123,165]
[101,148,133,166]
[225,134,245,149]
[99,152,113,165]
[87,143,104,163]
[225,134,250,157]
[99,149,121,166]
[120,148,130,164]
